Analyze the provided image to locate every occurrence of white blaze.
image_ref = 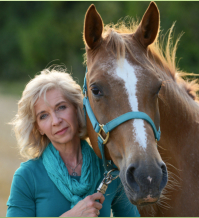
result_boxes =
[115,58,147,149]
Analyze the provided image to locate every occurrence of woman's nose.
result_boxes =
[52,113,62,125]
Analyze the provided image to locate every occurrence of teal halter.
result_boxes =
[83,68,161,175]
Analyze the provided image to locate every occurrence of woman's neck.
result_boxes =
[52,136,82,167]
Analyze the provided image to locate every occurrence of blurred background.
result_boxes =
[0,1,199,216]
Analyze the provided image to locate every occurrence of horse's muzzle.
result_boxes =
[125,161,168,206]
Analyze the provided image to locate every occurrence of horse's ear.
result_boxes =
[134,2,159,48]
[83,4,103,49]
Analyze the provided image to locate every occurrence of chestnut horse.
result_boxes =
[83,2,199,216]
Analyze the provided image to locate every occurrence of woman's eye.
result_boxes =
[91,87,102,96]
[58,105,66,110]
[40,114,48,120]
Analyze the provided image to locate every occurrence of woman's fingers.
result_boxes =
[85,195,103,210]
[67,193,105,217]
[61,193,104,217]
[86,208,100,217]
[93,201,103,210]
[90,192,105,204]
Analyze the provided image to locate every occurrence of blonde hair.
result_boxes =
[12,68,87,160]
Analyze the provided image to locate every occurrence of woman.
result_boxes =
[6,68,140,217]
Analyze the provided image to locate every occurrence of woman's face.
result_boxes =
[34,88,79,147]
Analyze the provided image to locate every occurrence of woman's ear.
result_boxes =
[36,124,44,135]
[39,131,44,135]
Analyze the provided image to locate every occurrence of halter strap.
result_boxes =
[83,68,161,175]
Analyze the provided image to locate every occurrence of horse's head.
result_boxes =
[83,2,168,206]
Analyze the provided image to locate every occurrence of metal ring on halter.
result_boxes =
[106,168,119,178]
[98,124,109,144]
[104,169,119,184]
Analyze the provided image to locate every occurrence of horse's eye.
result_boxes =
[91,87,102,96]
[157,84,162,95]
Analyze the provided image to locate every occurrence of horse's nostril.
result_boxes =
[160,162,168,191]
[126,164,140,193]
[126,162,168,195]
[161,163,167,173]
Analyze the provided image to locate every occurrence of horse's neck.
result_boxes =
[159,79,199,169]
[152,78,199,216]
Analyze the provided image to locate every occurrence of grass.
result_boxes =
[0,81,27,97]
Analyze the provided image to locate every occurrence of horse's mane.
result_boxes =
[92,19,199,102]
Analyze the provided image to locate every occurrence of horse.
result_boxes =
[83,2,199,216]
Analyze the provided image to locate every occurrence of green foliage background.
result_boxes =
[0,1,199,94]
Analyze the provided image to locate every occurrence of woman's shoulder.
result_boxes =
[15,156,44,178]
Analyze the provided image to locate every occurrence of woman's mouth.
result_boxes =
[55,127,68,135]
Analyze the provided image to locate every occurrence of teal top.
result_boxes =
[6,157,140,217]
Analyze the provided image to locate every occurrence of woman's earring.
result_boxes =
[39,130,44,135]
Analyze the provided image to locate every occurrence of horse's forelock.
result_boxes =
[104,29,126,60]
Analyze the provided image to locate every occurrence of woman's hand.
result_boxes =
[60,192,105,217]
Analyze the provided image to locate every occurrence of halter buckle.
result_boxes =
[98,124,109,144]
